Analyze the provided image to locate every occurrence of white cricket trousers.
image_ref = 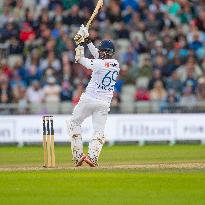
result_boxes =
[67,93,110,163]
[70,93,110,134]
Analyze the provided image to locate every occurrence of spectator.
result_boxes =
[183,69,198,93]
[160,89,180,113]
[129,13,145,32]
[52,4,64,24]
[177,57,202,81]
[180,86,197,106]
[153,55,170,77]
[1,22,18,41]
[10,59,27,88]
[62,0,78,10]
[148,69,165,90]
[121,0,139,11]
[40,51,61,72]
[197,75,205,100]
[188,32,203,51]
[26,80,44,103]
[120,45,138,65]
[135,86,150,101]
[26,64,42,85]
[64,5,83,26]
[115,22,130,39]
[145,11,161,33]
[132,36,146,54]
[18,86,28,114]
[25,49,41,69]
[166,55,182,74]
[0,6,11,27]
[43,77,61,103]
[166,71,183,94]
[107,1,122,24]
[51,22,62,39]
[150,80,167,101]
[195,7,205,32]
[0,59,12,79]
[19,22,35,42]
[60,80,73,101]
[0,75,12,103]
[39,0,49,9]
[162,0,181,16]
[79,0,94,11]
[151,40,167,58]
[137,55,152,79]
[8,36,24,54]
[160,12,175,29]
[163,89,179,104]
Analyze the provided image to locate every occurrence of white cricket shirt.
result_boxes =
[79,57,120,103]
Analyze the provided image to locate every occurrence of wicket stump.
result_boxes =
[43,116,55,168]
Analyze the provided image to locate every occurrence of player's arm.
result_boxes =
[75,45,85,63]
[79,57,102,71]
[75,46,101,70]
[86,40,99,59]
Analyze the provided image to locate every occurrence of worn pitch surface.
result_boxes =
[0,162,205,172]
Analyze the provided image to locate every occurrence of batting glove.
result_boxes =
[74,24,89,45]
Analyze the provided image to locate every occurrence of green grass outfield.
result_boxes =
[0,145,205,205]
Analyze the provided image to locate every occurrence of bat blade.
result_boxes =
[86,0,103,29]
[74,0,103,45]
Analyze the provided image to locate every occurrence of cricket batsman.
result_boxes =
[67,25,120,167]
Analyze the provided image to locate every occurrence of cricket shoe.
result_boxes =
[84,156,98,167]
[75,154,86,167]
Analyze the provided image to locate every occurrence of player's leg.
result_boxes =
[67,96,91,166]
[85,103,109,167]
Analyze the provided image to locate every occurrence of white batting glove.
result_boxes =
[77,24,89,39]
[75,45,84,62]
[74,25,89,45]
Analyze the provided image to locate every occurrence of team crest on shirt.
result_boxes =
[105,63,109,68]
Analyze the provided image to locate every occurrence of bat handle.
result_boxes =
[86,22,90,30]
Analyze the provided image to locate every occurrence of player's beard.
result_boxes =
[99,51,106,59]
[99,51,112,59]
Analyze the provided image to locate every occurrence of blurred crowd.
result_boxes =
[0,0,205,112]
